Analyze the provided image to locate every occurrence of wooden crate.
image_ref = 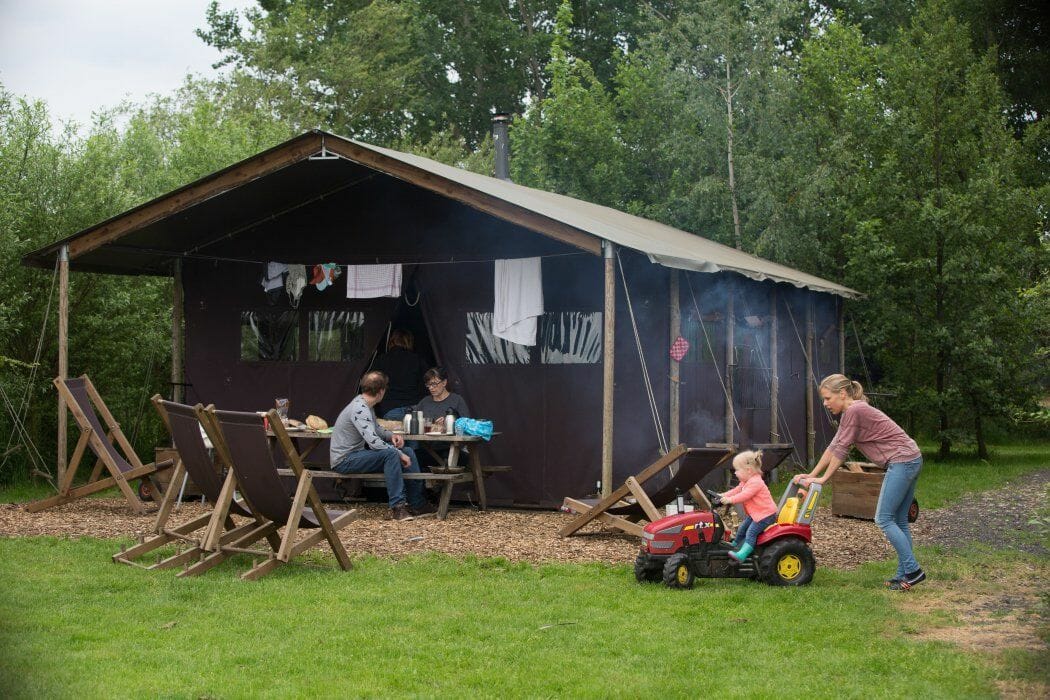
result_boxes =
[152,446,211,498]
[830,462,886,519]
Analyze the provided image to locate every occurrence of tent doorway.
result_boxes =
[369,271,436,418]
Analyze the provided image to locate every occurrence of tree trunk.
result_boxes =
[974,405,988,460]
[725,63,742,250]
[933,91,951,461]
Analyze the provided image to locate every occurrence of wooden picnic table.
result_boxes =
[273,429,506,519]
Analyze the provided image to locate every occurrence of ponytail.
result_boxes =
[732,449,764,473]
[820,374,868,402]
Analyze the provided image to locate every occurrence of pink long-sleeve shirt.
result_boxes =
[827,401,921,466]
[722,473,778,521]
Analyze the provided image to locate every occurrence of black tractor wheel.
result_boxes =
[634,552,662,583]
[662,553,695,589]
[137,479,154,502]
[908,498,919,523]
[758,538,815,586]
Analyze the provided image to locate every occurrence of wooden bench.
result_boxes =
[276,466,511,520]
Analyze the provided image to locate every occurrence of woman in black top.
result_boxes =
[413,367,470,431]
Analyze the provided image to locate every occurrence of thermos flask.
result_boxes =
[403,413,412,434]
[445,409,456,435]
[415,410,425,434]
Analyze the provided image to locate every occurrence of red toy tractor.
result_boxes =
[634,482,823,588]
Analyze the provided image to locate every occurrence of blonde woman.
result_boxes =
[796,374,925,590]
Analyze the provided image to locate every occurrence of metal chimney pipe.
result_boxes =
[492,113,511,180]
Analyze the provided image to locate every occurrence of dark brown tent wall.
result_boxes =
[180,243,839,507]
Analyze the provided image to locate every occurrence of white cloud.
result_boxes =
[0,0,257,130]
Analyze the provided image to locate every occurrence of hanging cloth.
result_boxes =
[494,257,543,346]
[310,263,341,291]
[286,264,307,307]
[261,262,287,291]
[346,264,402,299]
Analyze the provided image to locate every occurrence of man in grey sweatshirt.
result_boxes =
[330,371,432,521]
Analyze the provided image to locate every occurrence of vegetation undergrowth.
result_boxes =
[0,538,1041,699]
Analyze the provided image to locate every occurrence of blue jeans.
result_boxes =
[332,446,424,509]
[875,457,922,576]
[732,514,777,548]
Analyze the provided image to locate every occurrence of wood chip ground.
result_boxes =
[2,470,1045,568]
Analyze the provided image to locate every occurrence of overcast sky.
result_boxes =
[0,0,257,131]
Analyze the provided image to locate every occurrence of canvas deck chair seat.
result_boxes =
[180,407,358,581]
[559,445,735,538]
[113,397,266,570]
[25,375,174,515]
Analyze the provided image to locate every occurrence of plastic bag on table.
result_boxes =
[454,417,493,441]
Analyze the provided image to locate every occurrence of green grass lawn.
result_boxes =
[0,538,1043,699]
[1,440,1046,698]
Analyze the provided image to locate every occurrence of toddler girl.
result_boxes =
[718,450,779,562]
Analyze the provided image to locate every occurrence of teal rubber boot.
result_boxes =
[728,543,754,562]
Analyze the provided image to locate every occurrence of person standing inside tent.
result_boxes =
[374,329,428,420]
[796,374,925,591]
[330,371,435,521]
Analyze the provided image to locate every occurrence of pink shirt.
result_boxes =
[827,401,921,466]
[722,473,778,521]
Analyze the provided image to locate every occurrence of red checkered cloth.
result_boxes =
[670,336,690,362]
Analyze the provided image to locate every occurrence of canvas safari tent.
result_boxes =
[24,129,859,508]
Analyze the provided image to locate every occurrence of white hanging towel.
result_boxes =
[346,264,402,298]
[494,257,544,346]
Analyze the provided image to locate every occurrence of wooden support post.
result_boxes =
[601,241,616,497]
[669,270,681,470]
[171,258,184,403]
[57,245,69,484]
[770,288,779,443]
[838,297,846,374]
[805,295,816,466]
[724,285,735,446]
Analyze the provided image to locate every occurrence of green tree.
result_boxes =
[839,1,1044,457]
[510,1,627,206]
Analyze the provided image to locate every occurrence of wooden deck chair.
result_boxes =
[559,445,734,538]
[179,406,358,581]
[25,375,174,515]
[113,397,268,570]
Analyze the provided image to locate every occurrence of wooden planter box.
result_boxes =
[152,446,211,498]
[830,462,886,519]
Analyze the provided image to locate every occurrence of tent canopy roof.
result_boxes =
[23,130,859,298]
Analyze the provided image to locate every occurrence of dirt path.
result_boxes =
[918,469,1049,556]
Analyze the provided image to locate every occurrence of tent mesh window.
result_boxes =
[540,312,602,364]
[240,310,298,361]
[680,311,720,365]
[465,312,532,364]
[308,311,366,361]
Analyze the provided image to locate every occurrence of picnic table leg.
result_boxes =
[436,480,454,519]
[469,448,487,511]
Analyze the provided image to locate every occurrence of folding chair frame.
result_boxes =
[179,407,357,581]
[26,375,172,515]
[559,444,733,538]
[113,396,258,570]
